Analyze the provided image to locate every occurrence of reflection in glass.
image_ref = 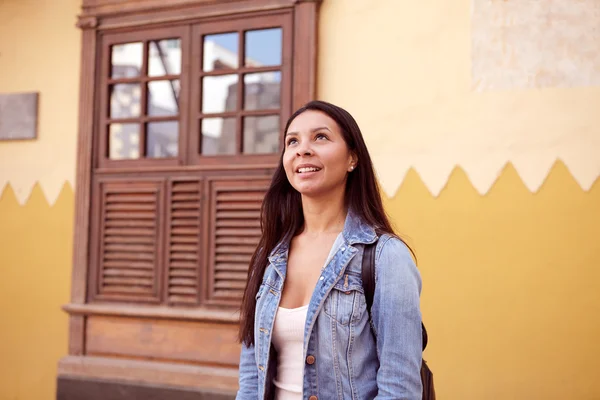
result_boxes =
[109,123,140,159]
[147,121,178,158]
[110,84,141,118]
[203,32,238,72]
[245,28,282,67]
[202,75,238,114]
[244,72,281,111]
[148,80,180,116]
[243,115,280,154]
[201,118,236,155]
[148,39,182,77]
[111,42,143,78]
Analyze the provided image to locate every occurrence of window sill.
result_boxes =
[63,302,240,323]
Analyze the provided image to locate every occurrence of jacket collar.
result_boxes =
[341,207,378,246]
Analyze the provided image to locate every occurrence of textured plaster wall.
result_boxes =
[318,0,600,197]
[0,0,80,205]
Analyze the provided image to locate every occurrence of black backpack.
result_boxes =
[362,241,436,400]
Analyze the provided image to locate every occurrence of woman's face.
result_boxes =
[283,110,356,197]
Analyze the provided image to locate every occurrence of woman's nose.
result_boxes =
[296,141,313,156]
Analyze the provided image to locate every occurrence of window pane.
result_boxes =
[203,33,238,72]
[147,121,178,158]
[202,75,238,114]
[244,72,281,111]
[243,115,280,154]
[245,28,282,67]
[110,84,141,118]
[148,80,180,116]
[148,39,182,77]
[109,123,140,159]
[111,42,143,78]
[201,118,236,155]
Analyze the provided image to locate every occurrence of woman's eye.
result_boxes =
[315,133,328,140]
[286,138,298,146]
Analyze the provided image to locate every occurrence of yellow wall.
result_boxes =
[385,164,600,399]
[0,0,80,399]
[0,185,74,400]
[319,0,600,398]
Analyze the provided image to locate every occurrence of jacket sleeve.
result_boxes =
[236,341,259,400]
[372,236,423,400]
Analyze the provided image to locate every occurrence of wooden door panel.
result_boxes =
[92,180,164,303]
[205,178,270,307]
[166,179,203,305]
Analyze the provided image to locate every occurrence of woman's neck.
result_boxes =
[300,191,347,237]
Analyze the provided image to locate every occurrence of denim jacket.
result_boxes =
[236,210,423,400]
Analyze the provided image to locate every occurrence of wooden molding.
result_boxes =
[57,376,235,400]
[293,0,319,109]
[69,27,99,356]
[58,355,239,392]
[85,316,241,366]
[95,163,278,174]
[68,316,86,356]
[76,15,98,29]
[81,0,306,30]
[63,303,240,323]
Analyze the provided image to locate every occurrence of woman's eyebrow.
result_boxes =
[286,126,332,136]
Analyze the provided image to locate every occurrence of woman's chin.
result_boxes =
[293,183,322,197]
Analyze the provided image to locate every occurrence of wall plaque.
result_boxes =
[0,92,39,140]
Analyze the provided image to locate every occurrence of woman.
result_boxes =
[237,101,423,400]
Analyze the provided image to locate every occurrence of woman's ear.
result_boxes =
[348,152,358,172]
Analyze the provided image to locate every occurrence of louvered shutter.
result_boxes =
[206,178,269,306]
[96,181,162,302]
[166,179,202,305]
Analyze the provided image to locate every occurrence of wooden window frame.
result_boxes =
[66,0,320,361]
[97,26,191,169]
[188,12,293,166]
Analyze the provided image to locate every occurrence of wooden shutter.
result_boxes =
[206,178,269,306]
[166,179,202,305]
[95,181,163,302]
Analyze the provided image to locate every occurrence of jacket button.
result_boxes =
[306,355,316,365]
[309,396,318,400]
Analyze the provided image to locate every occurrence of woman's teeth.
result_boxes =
[298,167,320,173]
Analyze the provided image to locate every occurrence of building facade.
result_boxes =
[1,0,599,399]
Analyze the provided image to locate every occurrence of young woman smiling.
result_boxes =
[236,101,423,400]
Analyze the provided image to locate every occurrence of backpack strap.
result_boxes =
[362,240,428,351]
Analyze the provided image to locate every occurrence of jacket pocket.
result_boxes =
[324,272,365,326]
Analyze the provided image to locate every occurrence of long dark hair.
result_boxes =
[239,100,407,346]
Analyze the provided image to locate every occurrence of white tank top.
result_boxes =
[271,233,344,399]
[271,305,308,399]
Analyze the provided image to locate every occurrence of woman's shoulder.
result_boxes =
[373,233,420,288]
[375,233,414,263]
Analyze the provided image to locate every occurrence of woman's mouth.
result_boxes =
[297,167,322,174]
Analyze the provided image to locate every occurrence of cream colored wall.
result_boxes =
[318,0,600,196]
[0,0,80,399]
[0,0,81,205]
[319,0,600,398]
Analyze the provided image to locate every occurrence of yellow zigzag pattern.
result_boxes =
[1,161,597,207]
